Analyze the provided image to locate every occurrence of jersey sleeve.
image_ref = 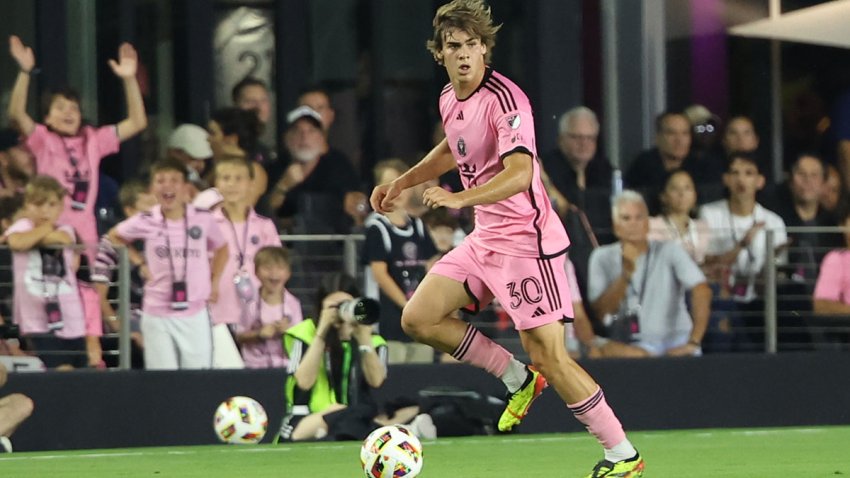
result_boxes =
[261,218,282,247]
[115,213,152,242]
[204,214,228,251]
[3,218,34,238]
[92,125,121,158]
[25,123,52,166]
[491,101,536,160]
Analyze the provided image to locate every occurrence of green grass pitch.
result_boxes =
[2,426,848,477]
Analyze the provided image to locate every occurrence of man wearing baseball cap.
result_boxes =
[264,105,364,234]
[167,124,214,193]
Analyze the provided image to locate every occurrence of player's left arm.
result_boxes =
[422,152,532,209]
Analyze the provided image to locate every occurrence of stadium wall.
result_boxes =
[4,352,850,451]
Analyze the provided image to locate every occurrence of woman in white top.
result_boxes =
[648,169,712,265]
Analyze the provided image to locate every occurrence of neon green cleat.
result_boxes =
[497,366,547,432]
[585,453,645,478]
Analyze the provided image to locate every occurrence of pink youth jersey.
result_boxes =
[208,207,282,325]
[4,219,85,339]
[440,69,569,258]
[115,204,227,317]
[26,123,121,245]
[237,289,303,369]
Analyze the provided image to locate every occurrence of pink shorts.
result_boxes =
[430,241,574,330]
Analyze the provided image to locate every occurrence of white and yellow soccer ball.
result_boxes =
[213,396,268,444]
[360,425,424,478]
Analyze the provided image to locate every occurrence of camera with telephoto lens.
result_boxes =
[338,297,380,325]
[0,323,20,340]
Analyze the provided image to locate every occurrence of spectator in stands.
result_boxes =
[93,180,153,369]
[7,36,148,367]
[765,153,839,291]
[297,88,370,232]
[298,85,336,135]
[207,157,282,369]
[722,115,760,156]
[236,246,302,368]
[700,152,787,349]
[0,129,33,198]
[232,77,276,164]
[540,107,613,224]
[588,190,711,357]
[684,104,722,159]
[0,362,34,453]
[421,207,463,255]
[4,176,88,368]
[275,272,391,442]
[813,207,850,315]
[166,124,214,196]
[265,106,363,234]
[626,111,724,212]
[208,108,268,206]
[820,164,844,214]
[363,159,438,364]
[648,169,712,265]
[108,159,228,370]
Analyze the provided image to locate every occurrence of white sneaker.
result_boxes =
[0,436,12,453]
[407,414,437,440]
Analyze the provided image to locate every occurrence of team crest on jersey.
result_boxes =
[188,226,202,239]
[250,235,260,245]
[507,114,521,130]
[457,137,467,157]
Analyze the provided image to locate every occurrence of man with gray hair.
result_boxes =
[541,107,613,214]
[587,190,712,357]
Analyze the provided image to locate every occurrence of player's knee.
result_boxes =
[400,307,431,340]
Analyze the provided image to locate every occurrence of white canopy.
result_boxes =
[729,0,850,49]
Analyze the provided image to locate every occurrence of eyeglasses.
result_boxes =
[565,133,597,142]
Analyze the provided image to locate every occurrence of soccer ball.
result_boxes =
[360,425,424,478]
[213,396,268,444]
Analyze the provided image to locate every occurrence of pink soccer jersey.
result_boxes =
[115,204,227,317]
[439,68,569,258]
[26,123,121,245]
[237,289,303,368]
[4,219,86,339]
[208,207,282,325]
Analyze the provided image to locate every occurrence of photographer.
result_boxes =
[0,362,34,452]
[275,272,389,442]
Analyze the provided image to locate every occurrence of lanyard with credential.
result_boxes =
[162,207,189,283]
[222,208,250,269]
[627,245,652,308]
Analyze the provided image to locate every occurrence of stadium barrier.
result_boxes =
[3,352,850,451]
[2,227,850,369]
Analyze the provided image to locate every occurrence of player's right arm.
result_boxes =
[370,138,455,214]
[7,36,36,136]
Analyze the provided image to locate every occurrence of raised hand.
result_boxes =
[108,42,138,79]
[9,35,35,73]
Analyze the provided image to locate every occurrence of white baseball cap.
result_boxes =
[167,124,213,160]
[286,105,323,129]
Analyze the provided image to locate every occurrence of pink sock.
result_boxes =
[79,284,103,336]
[568,387,626,449]
[451,324,511,377]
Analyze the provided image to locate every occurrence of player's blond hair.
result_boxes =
[254,246,290,270]
[426,0,501,65]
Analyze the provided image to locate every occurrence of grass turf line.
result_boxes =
[0,426,847,477]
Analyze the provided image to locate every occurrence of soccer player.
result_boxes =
[369,1,644,476]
